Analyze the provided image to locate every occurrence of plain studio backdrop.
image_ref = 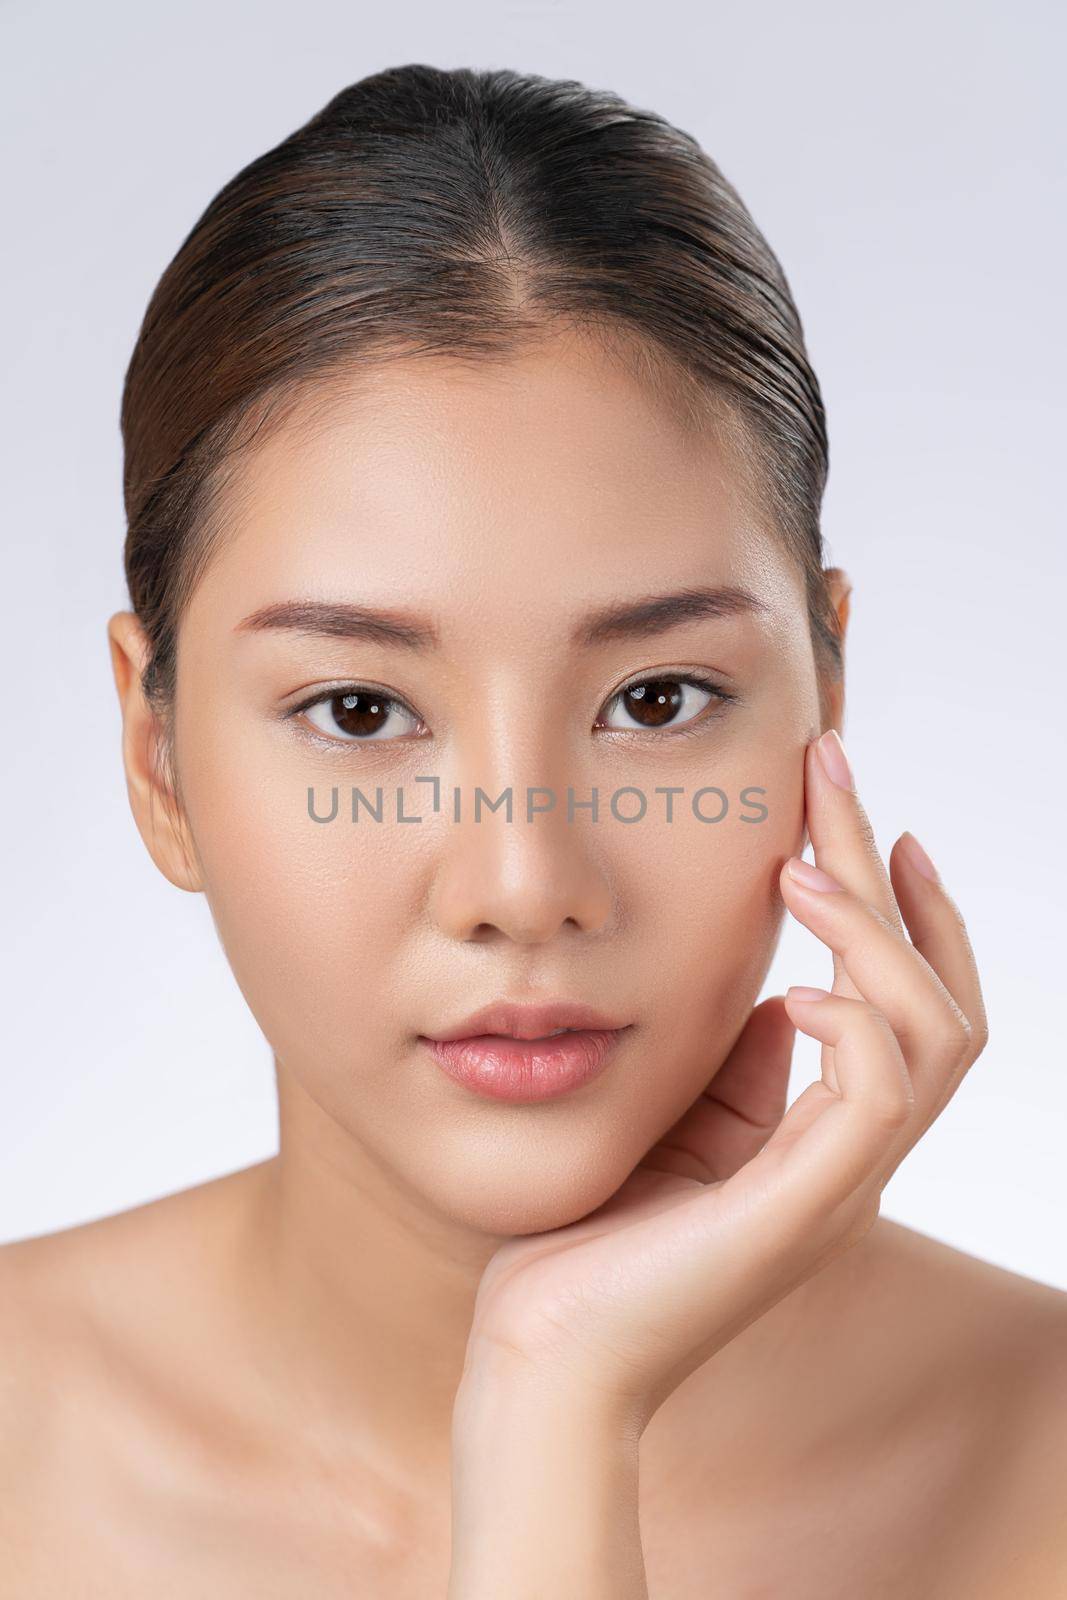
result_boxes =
[1,1,1064,1289]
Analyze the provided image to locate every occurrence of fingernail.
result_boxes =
[786,856,843,893]
[787,985,830,1003]
[900,831,940,883]
[816,729,855,791]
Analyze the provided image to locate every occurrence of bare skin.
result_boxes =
[3,326,1064,1594]
[1,1193,1064,1596]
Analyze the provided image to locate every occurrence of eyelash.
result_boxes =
[286,671,738,748]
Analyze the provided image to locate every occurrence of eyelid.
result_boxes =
[285,682,427,747]
[283,669,738,746]
[597,671,736,735]
[287,681,421,718]
[610,666,734,698]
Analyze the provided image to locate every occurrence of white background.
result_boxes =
[2,0,1064,1287]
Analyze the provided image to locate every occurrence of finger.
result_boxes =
[636,991,912,1304]
[729,990,913,1222]
[779,855,975,1125]
[644,997,795,1184]
[802,732,904,1008]
[888,832,989,1120]
[706,996,795,1154]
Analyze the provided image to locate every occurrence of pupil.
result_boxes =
[624,679,683,727]
[331,691,390,738]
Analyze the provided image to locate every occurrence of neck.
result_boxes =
[230,1070,506,1492]
[220,1065,893,1508]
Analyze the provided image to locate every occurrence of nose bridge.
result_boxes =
[426,693,616,944]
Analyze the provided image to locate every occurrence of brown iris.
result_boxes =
[329,690,394,738]
[616,679,685,728]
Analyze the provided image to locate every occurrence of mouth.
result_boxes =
[418,1024,632,1104]
[423,998,631,1044]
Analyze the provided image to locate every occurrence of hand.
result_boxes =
[457,729,990,1431]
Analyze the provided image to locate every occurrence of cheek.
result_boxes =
[606,746,803,1123]
[619,733,803,941]
[176,713,421,1076]
[174,681,806,1135]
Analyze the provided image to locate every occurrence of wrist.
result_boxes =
[448,1364,647,1600]
[453,1336,647,1442]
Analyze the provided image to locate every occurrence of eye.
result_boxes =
[294,685,424,743]
[595,673,735,734]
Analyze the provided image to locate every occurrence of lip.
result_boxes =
[418,998,634,1104]
[419,1028,630,1103]
[422,998,630,1043]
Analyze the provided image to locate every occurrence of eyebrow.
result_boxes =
[235,599,440,651]
[576,584,769,646]
[234,584,769,652]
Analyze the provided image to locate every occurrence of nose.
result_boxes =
[426,778,617,945]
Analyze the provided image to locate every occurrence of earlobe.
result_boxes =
[106,611,204,895]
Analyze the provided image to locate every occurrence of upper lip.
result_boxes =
[422,1000,631,1042]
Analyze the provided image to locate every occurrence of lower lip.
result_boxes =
[420,1028,628,1103]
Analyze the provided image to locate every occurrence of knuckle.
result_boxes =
[936,1004,974,1064]
[871,1091,913,1133]
[969,1013,990,1055]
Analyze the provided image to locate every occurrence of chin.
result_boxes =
[407,1137,643,1240]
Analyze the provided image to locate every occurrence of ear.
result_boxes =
[824,566,852,645]
[819,566,852,734]
[107,611,203,893]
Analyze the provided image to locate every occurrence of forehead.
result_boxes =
[192,329,798,633]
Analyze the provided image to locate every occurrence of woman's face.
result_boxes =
[129,328,838,1236]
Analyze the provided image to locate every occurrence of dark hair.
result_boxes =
[121,63,838,776]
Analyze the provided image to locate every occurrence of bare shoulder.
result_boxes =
[0,1203,133,1440]
[0,1159,265,1341]
[0,1164,272,1560]
[0,1195,167,1580]
[868,1218,1067,1596]
[870,1214,1067,1392]
[0,1163,282,1593]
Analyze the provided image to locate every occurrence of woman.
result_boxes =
[2,63,1064,1598]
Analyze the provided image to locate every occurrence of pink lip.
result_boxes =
[423,998,630,1043]
[420,1028,629,1103]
